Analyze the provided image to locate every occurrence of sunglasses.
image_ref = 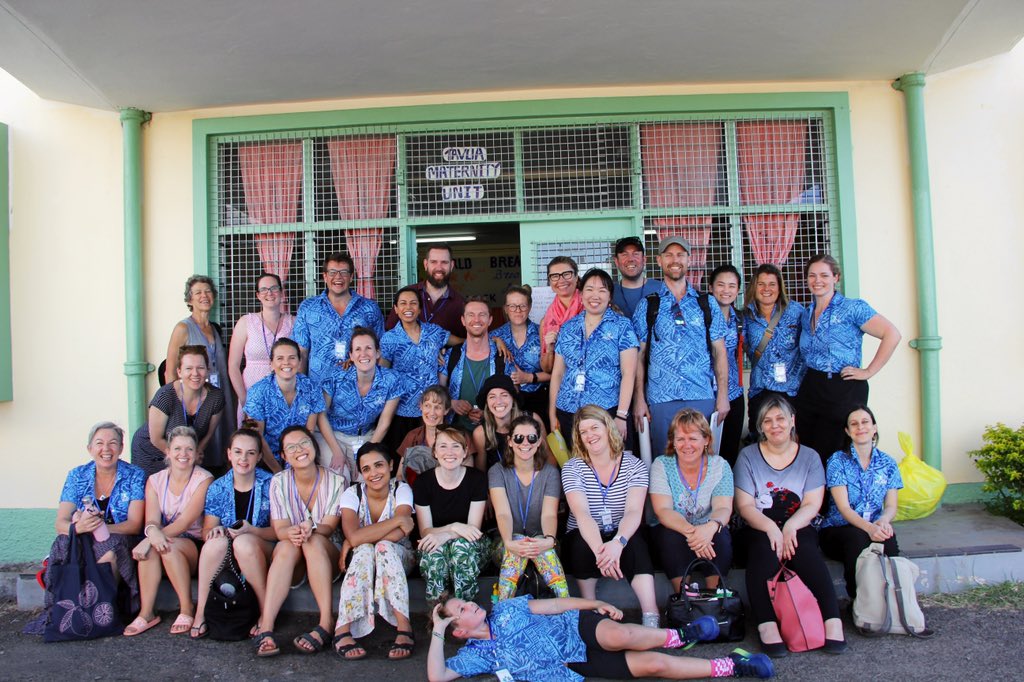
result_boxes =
[512,433,540,445]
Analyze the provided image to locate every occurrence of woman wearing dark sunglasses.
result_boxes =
[487,414,568,601]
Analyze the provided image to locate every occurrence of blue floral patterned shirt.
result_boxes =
[492,321,543,394]
[292,290,385,386]
[722,309,743,401]
[442,340,502,408]
[821,447,903,527]
[204,468,273,527]
[380,321,450,417]
[60,460,145,525]
[799,292,877,375]
[554,309,639,413]
[744,301,806,398]
[631,282,725,404]
[244,373,325,461]
[320,365,403,433]
[446,596,588,682]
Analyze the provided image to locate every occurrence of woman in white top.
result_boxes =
[333,443,416,661]
[126,426,213,637]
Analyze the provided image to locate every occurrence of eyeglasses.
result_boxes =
[505,304,528,312]
[326,269,352,278]
[512,433,540,445]
[257,285,282,295]
[547,270,576,282]
[283,438,313,455]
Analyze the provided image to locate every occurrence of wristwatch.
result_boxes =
[617,534,628,546]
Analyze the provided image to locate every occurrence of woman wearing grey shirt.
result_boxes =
[487,414,568,600]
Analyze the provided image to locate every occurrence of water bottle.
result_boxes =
[81,496,110,542]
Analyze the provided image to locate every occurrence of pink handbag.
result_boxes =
[767,563,825,652]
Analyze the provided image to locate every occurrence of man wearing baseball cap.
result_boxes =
[612,236,662,318]
[631,236,731,457]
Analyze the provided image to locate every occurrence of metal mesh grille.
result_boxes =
[534,240,615,283]
[522,126,633,211]
[405,131,516,216]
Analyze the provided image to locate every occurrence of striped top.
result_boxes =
[561,453,648,532]
[269,466,345,525]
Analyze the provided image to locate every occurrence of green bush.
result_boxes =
[969,422,1024,525]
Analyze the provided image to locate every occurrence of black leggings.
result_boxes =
[737,525,840,624]
[795,369,868,468]
[562,528,654,580]
[653,523,733,583]
[719,394,746,467]
[818,524,899,600]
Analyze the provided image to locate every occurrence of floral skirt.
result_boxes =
[336,540,414,638]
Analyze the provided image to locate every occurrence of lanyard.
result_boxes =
[260,313,282,361]
[291,466,322,522]
[180,382,205,425]
[421,287,449,324]
[464,356,489,401]
[591,458,621,510]
[361,482,395,527]
[854,446,876,508]
[236,475,257,524]
[515,471,537,530]
[580,313,605,366]
[677,455,706,515]
[161,470,190,526]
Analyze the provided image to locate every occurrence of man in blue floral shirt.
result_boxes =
[428,596,772,681]
[293,252,384,386]
[632,237,731,457]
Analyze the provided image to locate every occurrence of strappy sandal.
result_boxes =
[254,631,280,658]
[333,631,367,660]
[189,621,208,640]
[388,630,416,660]
[294,625,330,654]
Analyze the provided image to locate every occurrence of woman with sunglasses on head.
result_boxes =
[333,442,416,661]
[539,256,583,374]
[493,285,550,427]
[488,414,568,601]
[228,272,295,424]
[254,425,345,657]
[190,423,276,640]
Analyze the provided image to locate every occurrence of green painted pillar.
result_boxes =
[120,108,153,433]
[892,73,942,469]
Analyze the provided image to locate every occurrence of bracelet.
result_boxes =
[432,631,445,641]
[531,372,537,384]
[615,410,628,419]
[614,415,626,421]
[143,523,159,538]
[711,519,725,534]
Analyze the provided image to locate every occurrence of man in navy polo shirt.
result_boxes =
[632,237,731,457]
[611,236,661,318]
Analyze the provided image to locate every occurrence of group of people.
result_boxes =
[40,237,907,680]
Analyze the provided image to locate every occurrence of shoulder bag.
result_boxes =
[664,558,745,641]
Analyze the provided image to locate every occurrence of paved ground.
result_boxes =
[1,602,1020,681]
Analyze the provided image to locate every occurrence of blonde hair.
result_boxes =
[666,409,713,456]
[570,405,624,464]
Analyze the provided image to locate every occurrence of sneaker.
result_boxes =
[729,648,775,679]
[678,615,720,649]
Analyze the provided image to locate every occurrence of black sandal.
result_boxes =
[294,625,330,654]
[333,631,367,660]
[254,631,280,658]
[389,630,416,659]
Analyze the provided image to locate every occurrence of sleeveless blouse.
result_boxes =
[149,466,213,539]
[241,312,295,389]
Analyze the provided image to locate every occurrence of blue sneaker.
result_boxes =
[729,648,775,679]
[678,615,720,649]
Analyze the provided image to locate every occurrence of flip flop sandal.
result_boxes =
[333,632,367,660]
[254,631,281,658]
[123,615,161,637]
[294,625,330,654]
[169,613,194,635]
[388,630,416,659]
[189,621,209,640]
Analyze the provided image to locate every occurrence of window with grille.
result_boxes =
[206,108,839,333]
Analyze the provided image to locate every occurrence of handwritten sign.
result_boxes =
[442,185,485,201]
[426,163,502,181]
[442,147,488,162]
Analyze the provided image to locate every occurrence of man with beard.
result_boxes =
[631,237,731,457]
[441,297,503,432]
[611,236,661,318]
[386,243,466,342]
[293,251,385,386]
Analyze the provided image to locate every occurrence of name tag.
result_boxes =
[773,362,787,383]
[600,506,613,529]
[334,341,347,361]
[574,372,586,393]
[495,670,514,682]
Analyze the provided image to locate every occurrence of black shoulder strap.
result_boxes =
[446,344,463,377]
[643,292,660,385]
[696,293,713,356]
[494,352,505,376]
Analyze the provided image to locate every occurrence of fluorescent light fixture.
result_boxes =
[415,235,477,243]
[643,229,657,235]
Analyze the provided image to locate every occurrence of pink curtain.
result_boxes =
[238,141,303,285]
[736,122,807,266]
[653,217,713,289]
[641,122,722,208]
[327,136,396,300]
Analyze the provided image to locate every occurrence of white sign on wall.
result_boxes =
[442,185,486,201]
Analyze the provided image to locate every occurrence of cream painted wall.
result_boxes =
[0,69,125,507]
[4,48,1019,507]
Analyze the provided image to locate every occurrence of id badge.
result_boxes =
[861,507,873,521]
[600,506,612,528]
[495,670,514,682]
[574,371,586,393]
[209,372,220,388]
[334,340,347,361]
[773,362,787,383]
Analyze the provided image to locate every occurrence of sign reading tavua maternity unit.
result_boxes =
[427,147,501,201]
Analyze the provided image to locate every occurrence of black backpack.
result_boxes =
[446,344,506,379]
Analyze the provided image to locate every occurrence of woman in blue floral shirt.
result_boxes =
[189,424,276,639]
[819,405,902,600]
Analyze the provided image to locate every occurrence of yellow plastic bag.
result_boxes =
[894,431,947,521]
[547,430,571,467]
